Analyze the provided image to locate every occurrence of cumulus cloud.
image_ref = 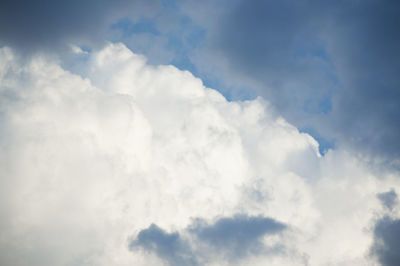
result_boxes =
[0,43,400,266]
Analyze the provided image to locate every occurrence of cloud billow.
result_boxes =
[0,43,399,265]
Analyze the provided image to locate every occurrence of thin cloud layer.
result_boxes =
[0,43,400,266]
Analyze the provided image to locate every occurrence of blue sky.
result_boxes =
[0,1,400,265]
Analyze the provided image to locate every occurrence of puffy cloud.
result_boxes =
[0,43,400,266]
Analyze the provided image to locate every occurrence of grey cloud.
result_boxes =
[190,0,335,112]
[182,0,400,167]
[371,216,400,266]
[130,224,198,266]
[377,189,398,211]
[0,0,160,53]
[190,214,287,258]
[323,0,400,166]
[130,214,287,264]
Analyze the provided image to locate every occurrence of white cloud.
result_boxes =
[0,43,399,266]
[70,45,89,55]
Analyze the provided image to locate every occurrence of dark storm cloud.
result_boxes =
[0,0,160,52]
[371,216,400,266]
[183,0,400,167]
[196,0,335,113]
[377,189,398,211]
[324,0,400,166]
[130,224,198,266]
[130,215,287,264]
[190,214,287,258]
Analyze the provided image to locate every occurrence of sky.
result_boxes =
[0,1,399,266]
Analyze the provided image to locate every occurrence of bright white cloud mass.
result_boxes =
[0,43,400,266]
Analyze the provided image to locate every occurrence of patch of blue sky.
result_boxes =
[161,0,178,9]
[291,43,338,115]
[108,12,274,103]
[302,95,332,114]
[202,74,258,102]
[110,17,160,38]
[317,96,332,114]
[299,127,335,155]
[165,28,204,63]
